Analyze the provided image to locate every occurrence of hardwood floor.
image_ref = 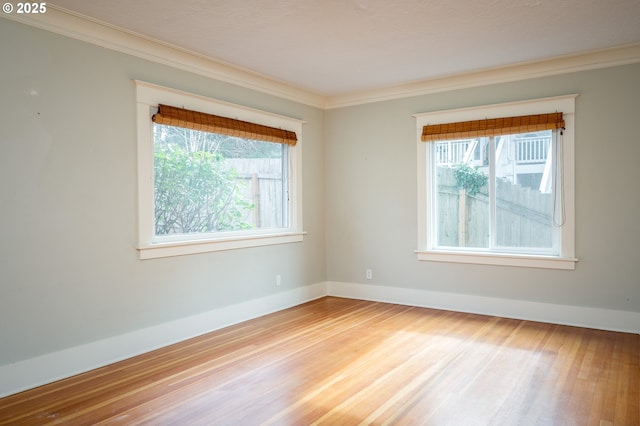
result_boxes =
[1,297,638,425]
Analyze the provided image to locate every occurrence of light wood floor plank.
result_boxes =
[0,297,637,425]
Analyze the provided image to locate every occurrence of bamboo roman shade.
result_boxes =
[421,112,564,142]
[152,104,297,145]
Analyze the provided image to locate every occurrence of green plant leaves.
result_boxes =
[154,143,253,235]
[453,163,488,196]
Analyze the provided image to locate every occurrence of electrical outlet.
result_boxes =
[366,269,373,280]
[276,274,281,286]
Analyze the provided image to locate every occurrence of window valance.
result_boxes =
[421,112,564,142]
[152,104,298,145]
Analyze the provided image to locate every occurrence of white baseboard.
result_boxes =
[326,281,640,334]
[0,282,326,398]
[3,280,637,398]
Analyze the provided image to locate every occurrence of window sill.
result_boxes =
[415,250,577,270]
[138,232,305,259]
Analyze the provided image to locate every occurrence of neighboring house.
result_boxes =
[435,130,553,193]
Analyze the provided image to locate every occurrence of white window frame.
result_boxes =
[135,81,304,259]
[415,95,578,270]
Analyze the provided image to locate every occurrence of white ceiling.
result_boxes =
[48,0,640,96]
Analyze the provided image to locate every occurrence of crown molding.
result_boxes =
[1,5,329,109]
[3,6,640,110]
[325,43,640,109]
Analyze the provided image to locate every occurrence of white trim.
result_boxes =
[326,281,640,334]
[0,282,327,398]
[415,250,577,270]
[139,232,306,260]
[415,95,577,269]
[135,81,305,259]
[412,94,578,122]
[4,8,640,109]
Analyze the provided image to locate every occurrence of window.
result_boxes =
[415,95,577,269]
[135,81,304,259]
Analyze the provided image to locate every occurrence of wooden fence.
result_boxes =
[437,167,554,249]
[226,158,286,229]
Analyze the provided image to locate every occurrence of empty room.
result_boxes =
[1,1,639,424]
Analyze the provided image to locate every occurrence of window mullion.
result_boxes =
[427,142,436,250]
[489,136,496,250]
[551,130,562,253]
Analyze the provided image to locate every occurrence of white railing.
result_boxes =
[436,136,551,166]
[435,140,474,165]
[515,136,550,164]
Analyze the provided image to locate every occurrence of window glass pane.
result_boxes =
[434,131,556,253]
[435,138,490,248]
[153,124,287,237]
[494,130,554,250]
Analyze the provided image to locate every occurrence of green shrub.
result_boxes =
[453,163,488,196]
